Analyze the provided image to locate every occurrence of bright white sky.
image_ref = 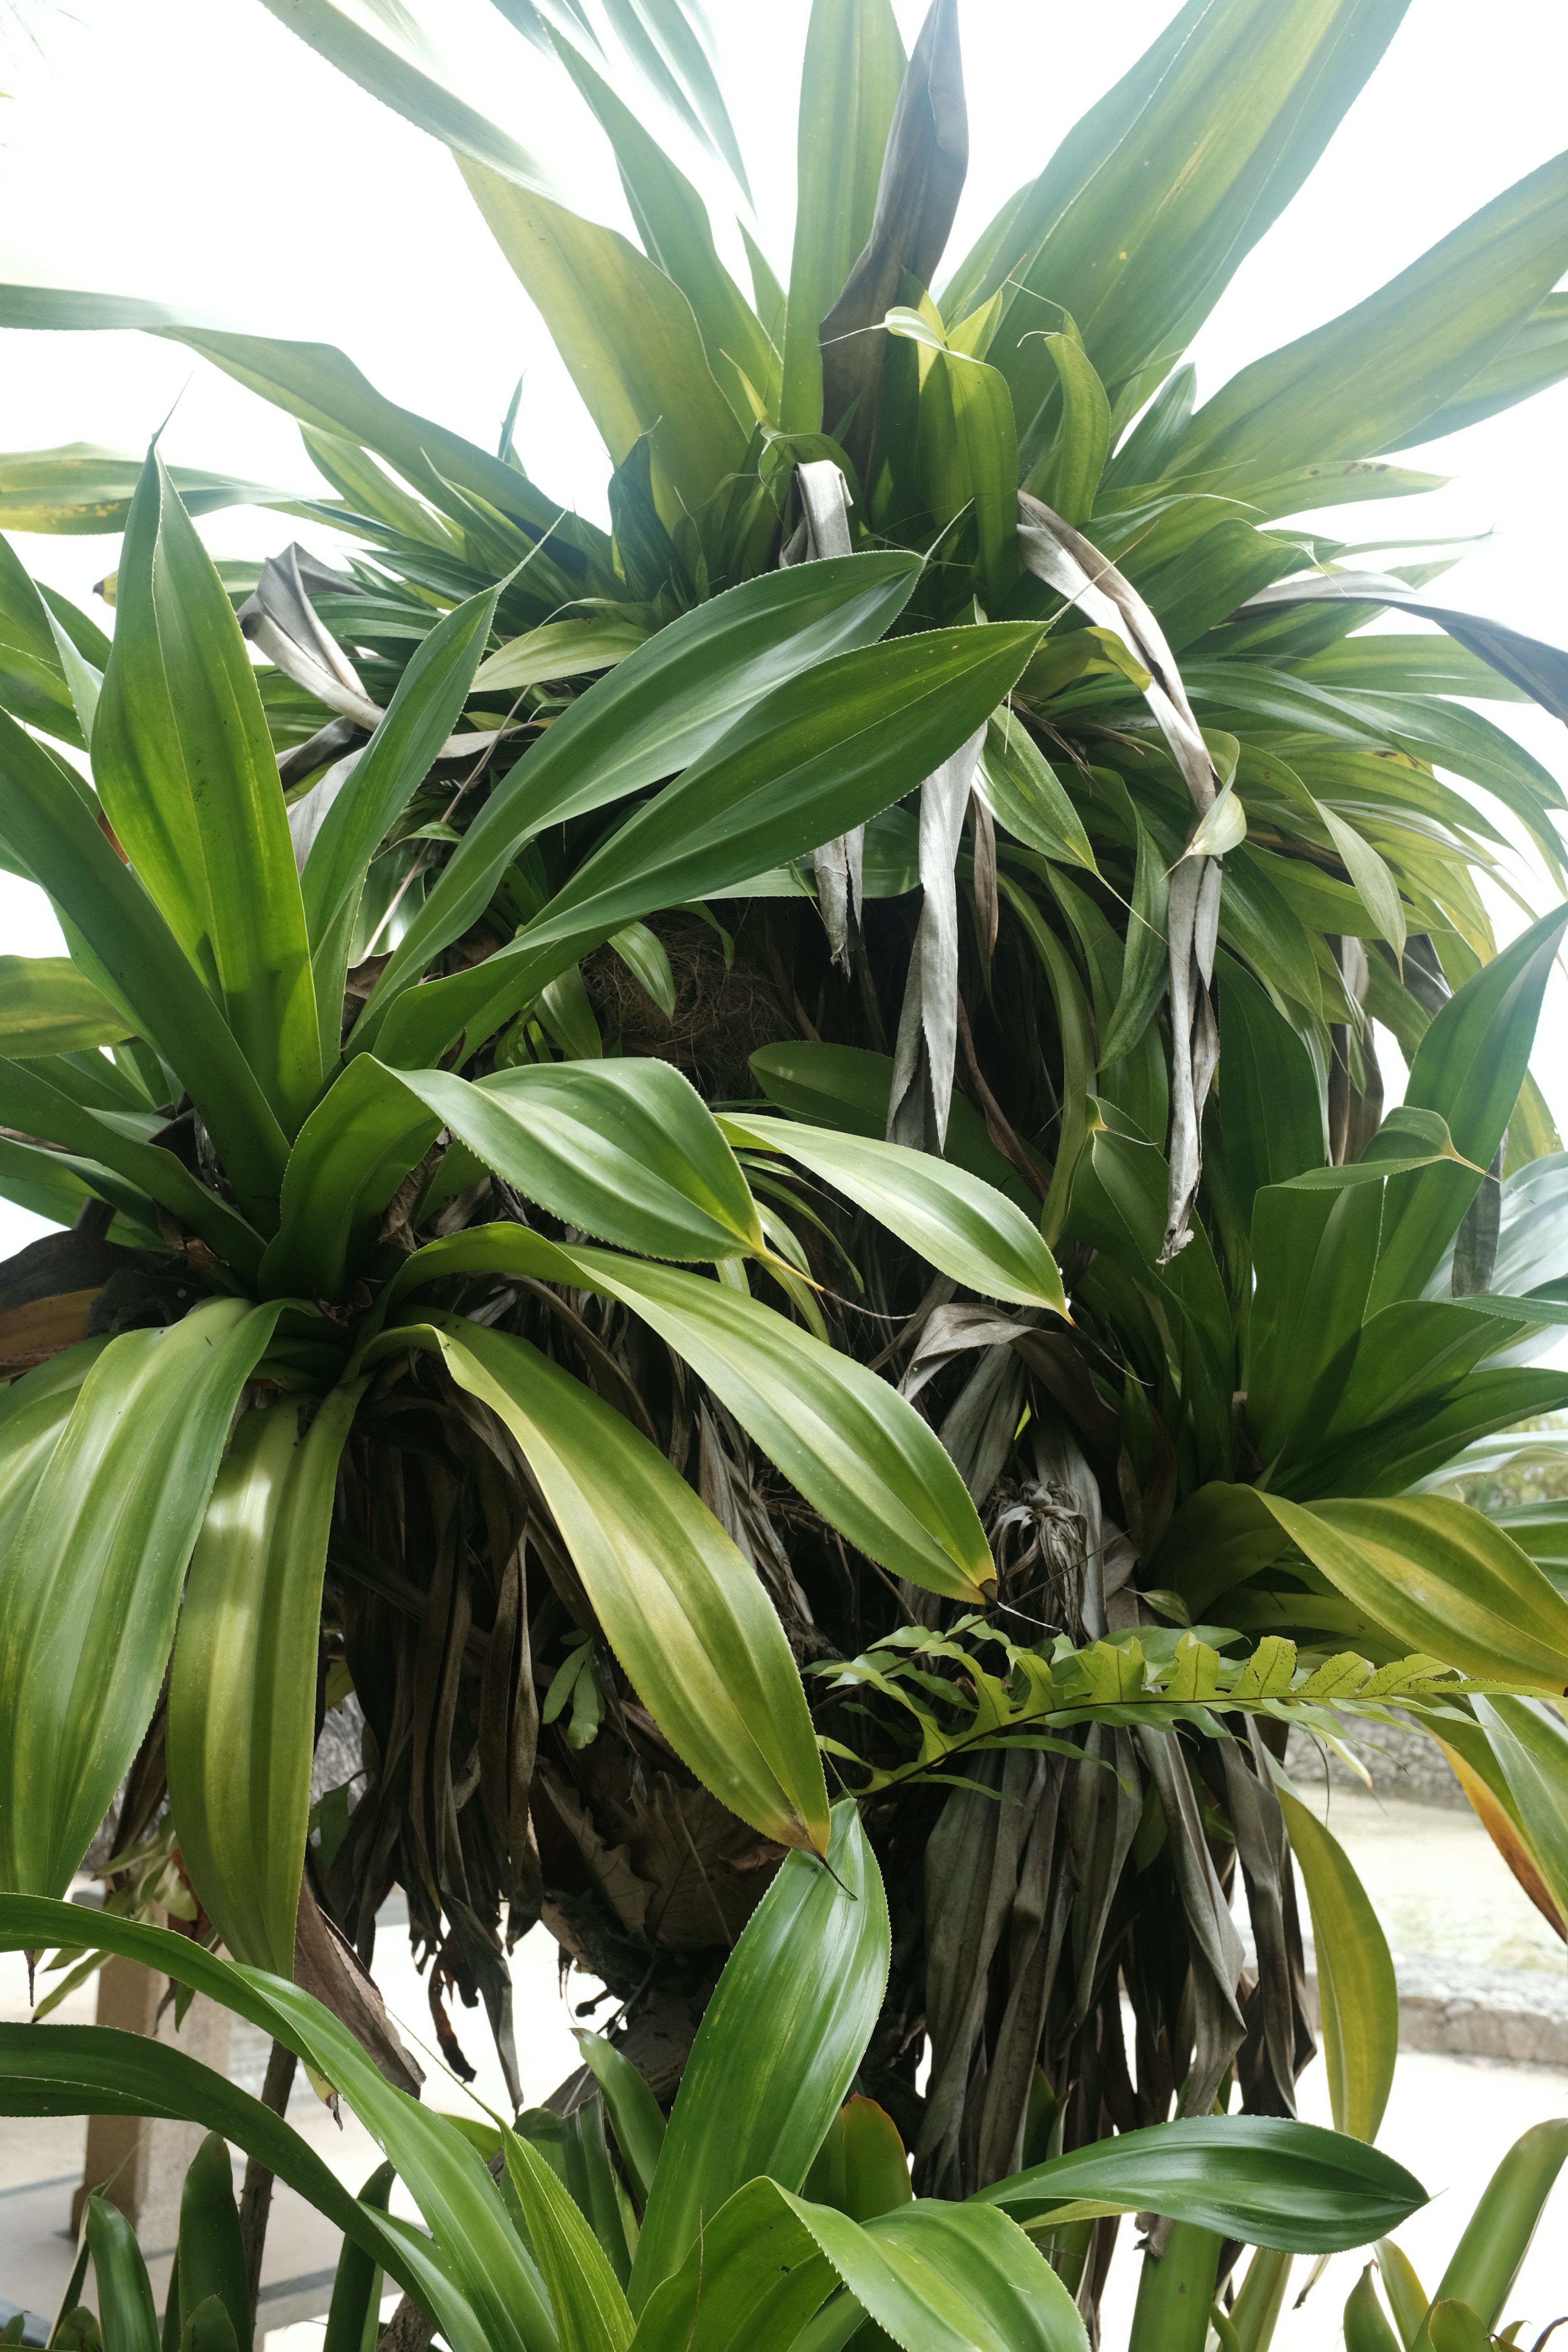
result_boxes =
[2,0,1568,1265]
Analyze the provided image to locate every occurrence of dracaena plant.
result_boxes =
[0,1812,1434,2352]
[4,0,1568,2335]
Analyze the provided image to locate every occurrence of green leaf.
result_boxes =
[1254,1493,1568,1690]
[1343,2264,1403,2352]
[629,1801,889,2304]
[1386,290,1568,445]
[84,2196,159,2352]
[374,619,1041,1069]
[389,1225,996,1602]
[0,1057,265,1277]
[380,1311,830,1855]
[632,2174,1089,2352]
[498,2126,634,2352]
[1176,148,1568,476]
[0,956,128,1056]
[975,714,1099,871]
[0,1901,556,2352]
[436,1058,764,1258]
[254,1053,437,1301]
[592,0,752,200]
[974,2115,1427,2251]
[1215,958,1325,1229]
[0,1300,286,1895]
[176,2299,238,2352]
[356,552,920,1038]
[1370,905,1568,1312]
[1276,1789,1396,2143]
[1246,1178,1385,1466]
[550,42,774,425]
[748,1040,1023,1192]
[0,441,294,539]
[175,2134,249,2352]
[1000,876,1097,1248]
[1317,804,1406,960]
[0,2025,419,2331]
[322,2163,395,2352]
[254,0,560,195]
[1030,329,1111,522]
[261,1054,763,1298]
[471,617,648,694]
[0,706,290,1226]
[574,2030,666,2209]
[1425,2303,1492,2352]
[969,0,1407,463]
[457,156,748,524]
[780,0,905,434]
[0,532,95,748]
[802,2096,914,2222]
[1428,2119,1568,2334]
[1471,1696,1568,1930]
[1127,2221,1222,2352]
[900,321,1021,604]
[0,291,606,574]
[168,1383,367,1976]
[300,576,503,964]
[1096,812,1171,1069]
[719,1111,1064,1313]
[93,449,320,1134]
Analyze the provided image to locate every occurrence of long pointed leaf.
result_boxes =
[168,1382,368,1976]
[300,577,504,957]
[1176,147,1568,475]
[1254,1492,1568,1690]
[356,551,920,1038]
[374,620,1041,1070]
[0,1901,555,2352]
[0,1300,286,1894]
[0,707,290,1225]
[551,42,773,422]
[0,956,128,1056]
[629,1802,889,2306]
[458,156,748,522]
[973,2116,1426,2251]
[968,0,1407,460]
[376,1312,831,1855]
[499,2127,634,2352]
[254,0,560,195]
[385,1225,996,1601]
[780,0,905,434]
[261,1054,762,1298]
[0,1058,264,1277]
[1277,1788,1396,2143]
[719,1111,1065,1311]
[94,450,320,1132]
[632,2175,1088,2352]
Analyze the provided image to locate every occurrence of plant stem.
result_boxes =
[1232,2247,1294,2352]
[238,2039,298,2331]
[1128,2223,1223,2352]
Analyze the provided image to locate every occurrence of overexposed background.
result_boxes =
[1,0,1566,1251]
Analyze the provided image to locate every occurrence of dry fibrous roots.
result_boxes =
[581,913,788,1102]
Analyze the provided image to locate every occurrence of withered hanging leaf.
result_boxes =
[1015,490,1222,1258]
